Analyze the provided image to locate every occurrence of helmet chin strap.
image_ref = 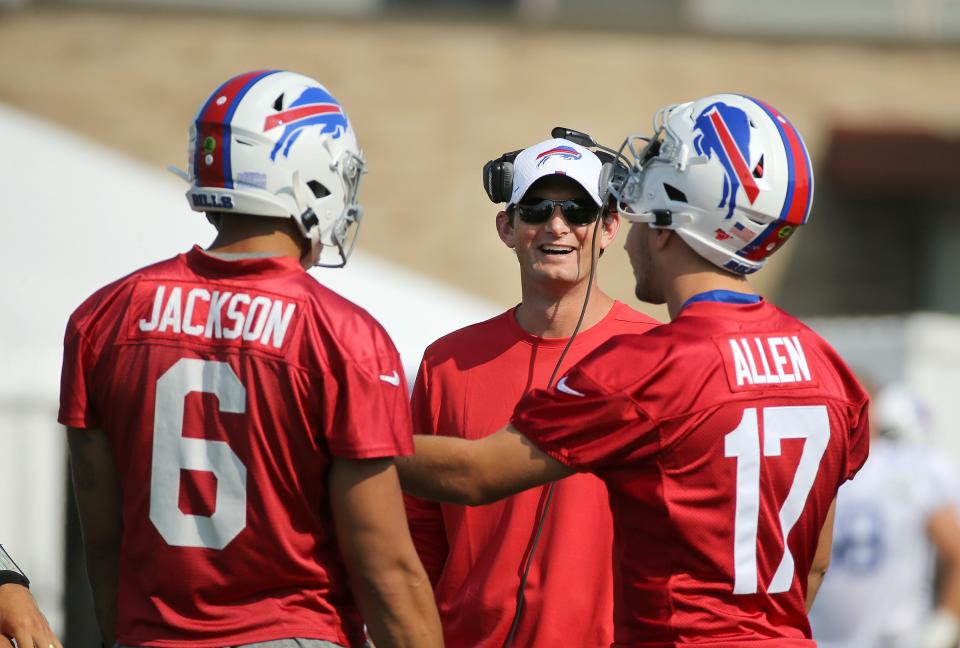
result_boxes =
[291,170,323,266]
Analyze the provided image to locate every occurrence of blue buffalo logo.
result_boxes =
[692,102,761,219]
[535,145,581,167]
[263,87,349,160]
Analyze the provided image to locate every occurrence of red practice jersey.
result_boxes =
[512,296,870,647]
[59,247,412,648]
[406,301,659,648]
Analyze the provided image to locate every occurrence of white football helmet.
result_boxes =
[873,382,932,443]
[174,70,366,267]
[610,94,813,275]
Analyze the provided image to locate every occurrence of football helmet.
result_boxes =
[873,382,932,443]
[610,94,813,275]
[175,70,366,267]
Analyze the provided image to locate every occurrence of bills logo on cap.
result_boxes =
[263,87,349,160]
[535,145,582,167]
[693,102,762,219]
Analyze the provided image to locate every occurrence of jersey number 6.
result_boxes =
[149,358,248,549]
[724,405,830,595]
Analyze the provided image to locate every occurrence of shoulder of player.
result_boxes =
[298,279,396,347]
[605,300,661,333]
[572,310,781,392]
[67,254,186,330]
[567,329,673,393]
[773,311,870,406]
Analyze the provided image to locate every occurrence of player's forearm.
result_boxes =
[923,559,960,648]
[67,427,122,647]
[805,565,828,612]
[929,506,960,617]
[396,435,489,505]
[936,560,960,618]
[807,499,836,611]
[353,560,443,648]
[403,496,449,587]
[83,544,119,647]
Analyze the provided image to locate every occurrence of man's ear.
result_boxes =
[598,208,621,252]
[496,210,516,249]
[653,227,675,251]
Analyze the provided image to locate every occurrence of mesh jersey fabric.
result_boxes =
[60,246,412,648]
[405,301,659,648]
[512,298,870,647]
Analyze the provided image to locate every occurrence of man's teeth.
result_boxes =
[541,246,573,255]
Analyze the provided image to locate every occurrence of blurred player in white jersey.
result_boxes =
[60,70,441,648]
[810,382,960,648]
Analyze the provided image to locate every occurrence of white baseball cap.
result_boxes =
[509,138,603,207]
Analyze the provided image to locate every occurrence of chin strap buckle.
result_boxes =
[652,209,673,227]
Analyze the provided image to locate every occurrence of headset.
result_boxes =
[484,127,627,648]
[483,126,628,206]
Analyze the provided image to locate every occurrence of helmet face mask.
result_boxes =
[610,94,814,275]
[179,70,367,268]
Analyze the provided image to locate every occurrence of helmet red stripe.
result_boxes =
[756,100,813,226]
[194,70,274,189]
[263,104,341,132]
[707,109,760,204]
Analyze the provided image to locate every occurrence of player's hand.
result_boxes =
[0,583,62,648]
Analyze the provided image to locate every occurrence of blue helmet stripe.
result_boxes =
[220,70,280,189]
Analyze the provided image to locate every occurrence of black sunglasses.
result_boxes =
[513,198,600,226]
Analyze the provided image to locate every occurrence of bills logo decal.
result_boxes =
[693,102,761,219]
[536,145,581,167]
[264,87,349,160]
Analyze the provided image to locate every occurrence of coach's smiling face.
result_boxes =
[496,176,617,291]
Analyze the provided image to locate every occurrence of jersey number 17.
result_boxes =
[724,405,830,595]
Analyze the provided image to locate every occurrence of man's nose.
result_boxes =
[545,205,569,233]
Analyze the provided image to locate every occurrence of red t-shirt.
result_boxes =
[512,298,870,647]
[59,247,412,648]
[405,301,659,648]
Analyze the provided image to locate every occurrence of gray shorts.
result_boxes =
[119,641,346,648]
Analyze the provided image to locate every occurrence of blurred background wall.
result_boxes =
[1,0,959,644]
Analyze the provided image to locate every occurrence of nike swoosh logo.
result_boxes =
[379,370,401,386]
[556,376,585,397]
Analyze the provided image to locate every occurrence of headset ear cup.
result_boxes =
[483,159,499,203]
[483,159,514,204]
[500,162,513,205]
[483,149,522,204]
[599,162,613,200]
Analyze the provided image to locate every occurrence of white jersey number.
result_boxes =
[724,405,830,595]
[149,358,248,549]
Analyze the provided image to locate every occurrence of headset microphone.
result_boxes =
[549,126,597,148]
